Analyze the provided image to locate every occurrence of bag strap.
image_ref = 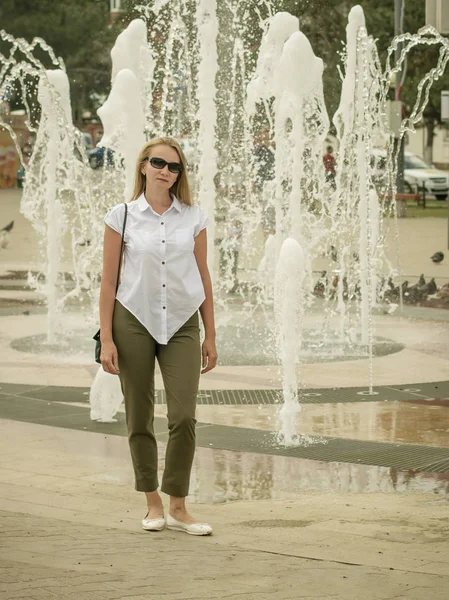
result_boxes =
[115,203,128,294]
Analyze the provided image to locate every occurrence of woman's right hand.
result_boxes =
[101,340,120,375]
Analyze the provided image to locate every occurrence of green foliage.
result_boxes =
[0,0,121,123]
[360,0,449,140]
[269,0,449,134]
[1,0,448,138]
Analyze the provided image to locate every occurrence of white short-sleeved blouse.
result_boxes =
[104,193,208,344]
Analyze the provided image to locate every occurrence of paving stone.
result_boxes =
[1,508,449,600]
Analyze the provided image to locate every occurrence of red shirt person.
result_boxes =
[323,145,337,188]
[323,145,336,176]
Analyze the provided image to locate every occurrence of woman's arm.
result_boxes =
[194,228,217,374]
[99,225,122,373]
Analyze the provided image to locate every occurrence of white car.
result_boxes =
[372,149,449,201]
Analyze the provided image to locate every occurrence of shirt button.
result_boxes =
[163,306,166,309]
[162,261,165,265]
[161,222,164,225]
[162,240,165,243]
[162,284,166,287]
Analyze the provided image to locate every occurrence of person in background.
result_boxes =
[323,145,337,189]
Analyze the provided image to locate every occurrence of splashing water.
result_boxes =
[2,3,449,439]
[274,238,305,446]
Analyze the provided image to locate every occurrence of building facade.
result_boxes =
[110,0,124,23]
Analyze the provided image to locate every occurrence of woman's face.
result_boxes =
[142,144,182,191]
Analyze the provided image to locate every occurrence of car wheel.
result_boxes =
[435,194,448,201]
[89,155,99,169]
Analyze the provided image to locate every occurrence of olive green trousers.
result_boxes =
[112,301,201,497]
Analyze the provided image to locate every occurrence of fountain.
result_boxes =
[274,238,306,446]
[2,2,449,444]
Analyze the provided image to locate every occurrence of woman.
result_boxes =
[99,137,217,535]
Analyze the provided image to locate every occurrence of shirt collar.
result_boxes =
[137,192,182,213]
[171,194,182,212]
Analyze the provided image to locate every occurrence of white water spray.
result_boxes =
[21,70,74,343]
[274,238,306,446]
[3,2,449,431]
[97,19,150,199]
[195,0,219,272]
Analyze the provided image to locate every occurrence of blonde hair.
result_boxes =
[130,137,192,205]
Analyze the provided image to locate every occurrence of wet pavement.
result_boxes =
[2,189,449,598]
[1,380,449,500]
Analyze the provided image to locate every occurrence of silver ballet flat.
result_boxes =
[166,514,212,536]
[141,513,165,531]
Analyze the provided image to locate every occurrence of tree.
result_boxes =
[0,0,122,125]
[279,0,449,161]
[4,0,446,155]
[360,0,449,163]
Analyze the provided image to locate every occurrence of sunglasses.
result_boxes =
[147,156,183,174]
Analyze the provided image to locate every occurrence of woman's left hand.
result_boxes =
[201,338,218,374]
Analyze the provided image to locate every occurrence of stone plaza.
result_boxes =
[1,188,449,599]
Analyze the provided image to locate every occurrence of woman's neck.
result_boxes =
[144,188,172,208]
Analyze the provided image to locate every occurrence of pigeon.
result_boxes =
[2,220,14,232]
[425,277,438,295]
[431,252,444,264]
[406,281,426,303]
[387,277,396,290]
[402,276,439,304]
[384,288,398,302]
[383,277,401,301]
[0,220,14,249]
[436,283,449,302]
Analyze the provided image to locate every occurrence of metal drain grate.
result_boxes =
[154,384,449,405]
[2,381,449,406]
[1,389,449,472]
[195,425,449,473]
[155,388,282,405]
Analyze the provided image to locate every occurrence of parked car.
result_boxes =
[88,147,115,169]
[403,153,448,200]
[372,149,449,200]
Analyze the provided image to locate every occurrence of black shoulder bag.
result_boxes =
[93,202,128,364]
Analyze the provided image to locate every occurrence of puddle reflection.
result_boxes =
[194,400,449,448]
[187,446,449,504]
